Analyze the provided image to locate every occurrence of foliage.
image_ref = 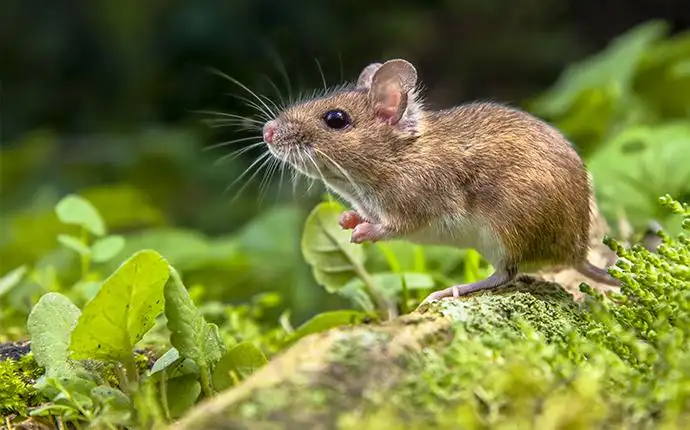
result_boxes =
[1,194,371,427]
[529,20,690,234]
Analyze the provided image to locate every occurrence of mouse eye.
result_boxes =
[323,109,351,130]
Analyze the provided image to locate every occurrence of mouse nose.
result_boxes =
[263,120,276,144]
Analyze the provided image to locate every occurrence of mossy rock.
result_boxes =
[169,279,633,429]
[171,197,690,430]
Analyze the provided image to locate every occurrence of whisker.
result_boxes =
[305,152,328,199]
[276,151,289,200]
[313,148,363,198]
[266,47,293,104]
[209,68,277,119]
[258,157,281,205]
[226,94,273,122]
[192,110,264,124]
[224,150,271,194]
[228,152,275,204]
[204,122,260,133]
[259,92,282,115]
[261,75,287,109]
[212,141,266,165]
[315,58,327,92]
[205,136,263,152]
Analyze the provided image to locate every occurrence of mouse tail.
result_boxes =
[576,261,621,287]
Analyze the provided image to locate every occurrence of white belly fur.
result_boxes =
[403,214,508,270]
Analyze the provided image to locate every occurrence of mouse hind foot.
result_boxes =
[576,260,621,286]
[420,266,517,305]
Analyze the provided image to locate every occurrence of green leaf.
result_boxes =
[55,194,107,236]
[0,265,28,298]
[91,386,132,425]
[164,266,226,376]
[301,201,366,292]
[90,235,126,263]
[589,122,690,234]
[211,342,268,391]
[286,310,368,345]
[57,234,91,256]
[150,347,182,376]
[91,385,131,416]
[166,374,201,419]
[69,250,170,362]
[531,20,667,117]
[27,293,82,374]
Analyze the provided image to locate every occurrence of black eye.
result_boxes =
[323,109,351,130]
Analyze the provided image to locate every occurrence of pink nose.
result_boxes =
[263,120,276,144]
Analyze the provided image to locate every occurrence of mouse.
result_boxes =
[260,58,621,304]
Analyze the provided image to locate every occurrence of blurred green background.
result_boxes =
[1,0,689,339]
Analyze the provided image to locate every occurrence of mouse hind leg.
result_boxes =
[420,264,518,304]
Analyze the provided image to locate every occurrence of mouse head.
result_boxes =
[262,59,424,190]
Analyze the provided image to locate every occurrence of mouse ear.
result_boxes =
[357,63,383,88]
[368,59,418,125]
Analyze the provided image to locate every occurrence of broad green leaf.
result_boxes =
[301,201,366,292]
[590,122,690,234]
[69,250,170,361]
[212,342,268,391]
[90,386,132,425]
[286,310,368,345]
[91,235,126,263]
[57,234,91,256]
[0,265,27,298]
[150,347,182,376]
[164,266,227,372]
[27,293,82,376]
[166,374,201,419]
[91,386,131,413]
[55,194,107,236]
[531,20,667,117]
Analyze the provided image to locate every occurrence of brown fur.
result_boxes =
[265,59,611,282]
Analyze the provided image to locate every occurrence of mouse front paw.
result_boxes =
[350,222,387,244]
[339,210,363,230]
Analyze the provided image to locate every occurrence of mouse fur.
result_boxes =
[261,58,620,300]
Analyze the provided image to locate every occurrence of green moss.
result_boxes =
[344,195,690,429]
[0,353,44,415]
[177,196,689,429]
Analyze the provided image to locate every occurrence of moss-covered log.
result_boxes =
[172,204,683,429]
[172,279,603,430]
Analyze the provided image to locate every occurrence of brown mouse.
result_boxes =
[260,58,621,304]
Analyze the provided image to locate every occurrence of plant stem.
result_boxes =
[400,274,410,314]
[159,370,172,421]
[115,363,130,395]
[357,268,396,320]
[199,364,214,398]
[121,355,140,393]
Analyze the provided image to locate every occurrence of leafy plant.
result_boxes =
[300,200,489,318]
[529,20,690,233]
[1,194,284,427]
